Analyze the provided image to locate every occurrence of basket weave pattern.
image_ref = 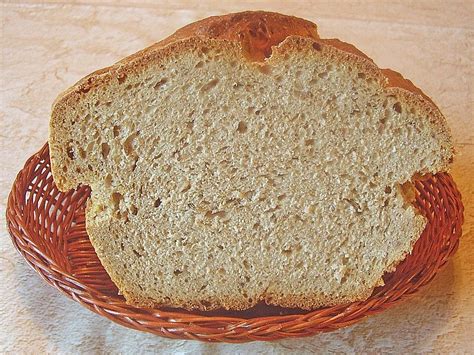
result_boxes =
[6,143,464,342]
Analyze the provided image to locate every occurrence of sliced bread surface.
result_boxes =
[49,11,454,310]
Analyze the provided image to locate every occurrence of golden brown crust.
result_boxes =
[382,68,434,103]
[321,38,374,62]
[171,11,319,61]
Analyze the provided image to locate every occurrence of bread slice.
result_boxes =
[49,11,454,310]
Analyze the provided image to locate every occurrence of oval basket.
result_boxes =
[6,143,464,343]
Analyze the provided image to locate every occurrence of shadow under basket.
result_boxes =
[6,143,464,343]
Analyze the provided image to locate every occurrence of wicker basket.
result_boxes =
[6,143,464,343]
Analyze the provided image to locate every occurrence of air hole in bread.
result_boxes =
[312,42,322,51]
[123,133,137,156]
[342,256,349,266]
[131,156,138,172]
[84,142,94,153]
[195,61,205,69]
[393,102,402,114]
[101,142,110,159]
[111,192,123,210]
[242,190,254,199]
[266,205,280,213]
[153,78,168,90]
[237,121,248,133]
[340,274,348,284]
[113,125,121,138]
[130,204,138,215]
[344,198,362,214]
[66,146,74,160]
[78,147,86,159]
[117,73,127,84]
[200,299,212,308]
[200,78,219,92]
[154,198,162,208]
[204,210,226,219]
[180,180,191,193]
[318,71,328,79]
[357,72,366,79]
[104,174,112,188]
[79,86,91,94]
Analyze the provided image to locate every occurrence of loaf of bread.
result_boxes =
[49,11,454,310]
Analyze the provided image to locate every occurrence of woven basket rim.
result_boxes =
[6,143,464,342]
